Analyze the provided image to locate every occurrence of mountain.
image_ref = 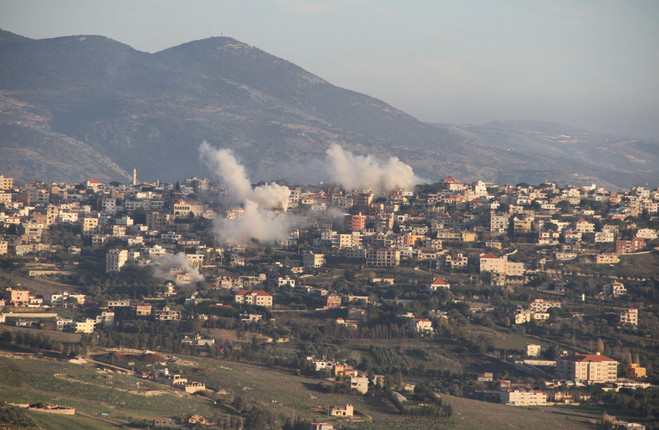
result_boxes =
[435,120,659,187]
[0,29,657,188]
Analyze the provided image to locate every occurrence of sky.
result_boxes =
[1,0,658,139]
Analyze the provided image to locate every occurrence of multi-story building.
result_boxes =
[344,213,366,232]
[366,248,400,267]
[0,175,14,190]
[616,238,645,254]
[596,253,620,264]
[619,308,638,326]
[529,298,561,313]
[602,281,627,297]
[81,217,100,237]
[500,389,547,406]
[556,353,618,383]
[106,249,128,273]
[155,306,182,321]
[234,290,273,308]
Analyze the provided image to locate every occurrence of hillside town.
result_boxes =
[0,171,657,429]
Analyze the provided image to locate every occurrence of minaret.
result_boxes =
[132,169,137,186]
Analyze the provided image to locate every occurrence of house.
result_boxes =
[325,294,341,308]
[154,307,181,321]
[602,281,627,297]
[187,415,206,425]
[526,344,542,357]
[529,298,561,313]
[409,318,433,333]
[302,250,325,268]
[311,424,334,430]
[624,363,647,379]
[427,279,450,292]
[235,290,273,308]
[277,276,295,288]
[328,404,354,417]
[350,376,369,394]
[596,253,620,264]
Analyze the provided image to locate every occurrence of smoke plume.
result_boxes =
[199,141,289,211]
[213,200,293,244]
[153,252,204,284]
[324,144,422,194]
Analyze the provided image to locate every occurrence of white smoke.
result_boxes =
[214,200,293,244]
[199,141,289,211]
[153,252,204,284]
[324,144,422,194]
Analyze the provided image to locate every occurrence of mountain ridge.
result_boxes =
[0,28,657,188]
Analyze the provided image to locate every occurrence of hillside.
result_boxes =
[0,29,657,187]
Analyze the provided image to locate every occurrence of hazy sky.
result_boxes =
[2,0,658,139]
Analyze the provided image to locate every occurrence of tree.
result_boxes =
[597,338,605,354]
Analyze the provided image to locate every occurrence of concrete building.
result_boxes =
[106,249,128,273]
[235,290,273,308]
[556,353,618,383]
[619,308,638,326]
[500,389,547,406]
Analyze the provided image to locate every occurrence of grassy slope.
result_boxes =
[171,354,598,429]
[0,353,223,428]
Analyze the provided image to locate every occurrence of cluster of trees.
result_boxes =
[383,384,452,417]
[0,401,36,428]
[0,329,91,358]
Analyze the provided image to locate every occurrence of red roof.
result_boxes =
[481,252,499,259]
[431,279,449,286]
[562,353,616,363]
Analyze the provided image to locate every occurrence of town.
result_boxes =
[0,171,657,430]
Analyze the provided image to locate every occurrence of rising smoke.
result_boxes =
[199,141,289,211]
[153,252,204,284]
[198,141,422,245]
[213,200,293,244]
[324,143,422,194]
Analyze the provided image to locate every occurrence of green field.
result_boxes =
[0,352,223,428]
[0,348,603,429]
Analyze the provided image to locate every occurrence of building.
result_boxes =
[409,318,433,333]
[302,251,325,268]
[500,389,547,406]
[556,353,618,383]
[311,424,334,430]
[602,281,627,297]
[427,279,450,292]
[596,253,620,264]
[344,213,366,232]
[526,344,542,357]
[325,294,342,308]
[624,363,647,379]
[529,298,561,313]
[155,307,182,321]
[350,376,369,394]
[366,248,400,267]
[106,249,128,273]
[616,238,645,254]
[329,403,354,417]
[6,287,30,306]
[619,308,638,326]
[234,290,273,308]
